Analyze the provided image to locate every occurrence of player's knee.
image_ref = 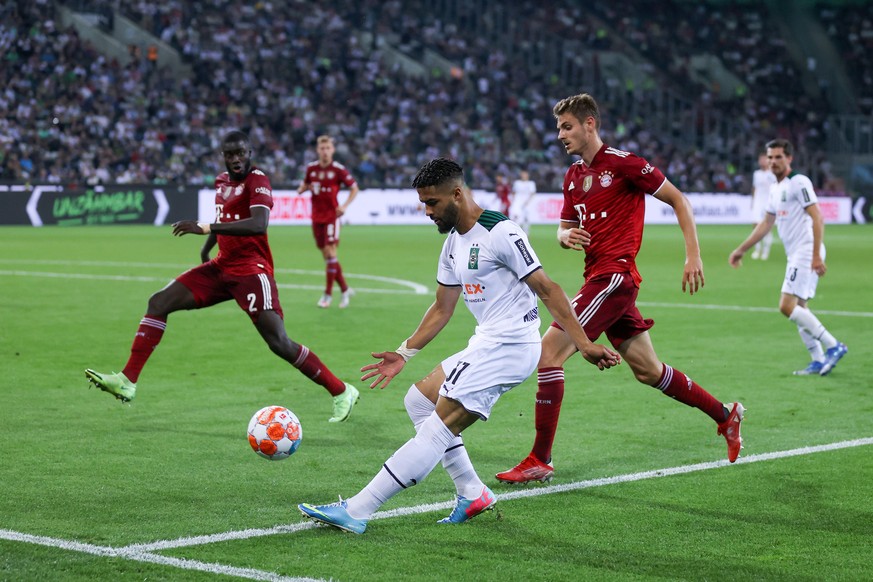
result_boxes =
[146,291,171,316]
[404,385,434,429]
[632,365,660,385]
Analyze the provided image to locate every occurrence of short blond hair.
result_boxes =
[317,135,333,145]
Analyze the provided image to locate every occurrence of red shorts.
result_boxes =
[312,220,341,248]
[176,262,283,322]
[551,271,653,348]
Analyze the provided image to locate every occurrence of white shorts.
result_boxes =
[781,260,819,300]
[439,335,541,421]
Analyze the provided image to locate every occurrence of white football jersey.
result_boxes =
[751,168,776,220]
[512,179,536,199]
[437,210,542,343]
[766,172,823,263]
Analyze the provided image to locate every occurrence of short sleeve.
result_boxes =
[248,170,273,209]
[436,236,460,286]
[793,175,818,208]
[492,222,542,280]
[340,166,357,188]
[620,154,666,195]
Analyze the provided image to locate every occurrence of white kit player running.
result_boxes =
[297,158,619,534]
[750,153,777,260]
[730,139,848,376]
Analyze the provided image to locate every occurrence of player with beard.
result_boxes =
[297,158,619,534]
[86,130,360,422]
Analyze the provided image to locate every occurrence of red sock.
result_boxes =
[530,367,564,464]
[334,260,348,293]
[293,345,345,396]
[654,364,726,423]
[325,258,337,295]
[121,315,166,383]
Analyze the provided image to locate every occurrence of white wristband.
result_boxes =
[395,340,420,362]
[197,222,211,234]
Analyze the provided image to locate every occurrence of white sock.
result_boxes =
[761,231,773,257]
[789,305,837,350]
[404,385,484,499]
[346,412,455,520]
[798,328,824,362]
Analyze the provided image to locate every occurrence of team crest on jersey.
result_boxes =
[327,171,335,179]
[467,246,480,270]
[583,176,593,192]
[599,171,614,188]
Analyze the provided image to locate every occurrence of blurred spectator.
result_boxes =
[0,0,846,192]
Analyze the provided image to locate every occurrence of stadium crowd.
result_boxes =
[818,1,873,115]
[0,0,858,192]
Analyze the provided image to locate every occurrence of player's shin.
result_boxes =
[346,412,455,519]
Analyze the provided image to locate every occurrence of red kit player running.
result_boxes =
[496,94,745,484]
[86,131,360,422]
[298,135,359,309]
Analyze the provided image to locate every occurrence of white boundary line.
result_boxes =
[125,436,873,551]
[3,437,871,580]
[638,301,873,318]
[2,265,871,316]
[0,529,322,582]
[0,269,429,296]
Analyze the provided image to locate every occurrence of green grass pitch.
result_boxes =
[1,223,871,581]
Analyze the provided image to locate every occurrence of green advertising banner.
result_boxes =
[0,184,197,226]
[28,185,169,226]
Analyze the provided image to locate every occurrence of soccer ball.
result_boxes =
[247,405,302,460]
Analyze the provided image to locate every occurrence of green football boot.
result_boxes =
[328,383,359,423]
[85,369,137,403]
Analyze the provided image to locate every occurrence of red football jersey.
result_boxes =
[495,183,511,214]
[212,166,275,276]
[560,144,666,285]
[303,161,357,224]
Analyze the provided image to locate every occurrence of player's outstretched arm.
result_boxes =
[361,351,407,390]
[360,283,462,389]
[174,206,270,238]
[729,213,776,268]
[654,181,704,294]
[525,269,620,370]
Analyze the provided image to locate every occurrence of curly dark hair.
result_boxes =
[412,157,464,189]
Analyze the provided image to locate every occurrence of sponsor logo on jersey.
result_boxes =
[583,175,593,192]
[468,246,480,270]
[568,181,575,191]
[523,306,539,322]
[255,187,271,195]
[252,169,265,176]
[802,187,810,202]
[464,283,483,295]
[641,163,655,175]
[514,239,534,266]
[599,171,614,188]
